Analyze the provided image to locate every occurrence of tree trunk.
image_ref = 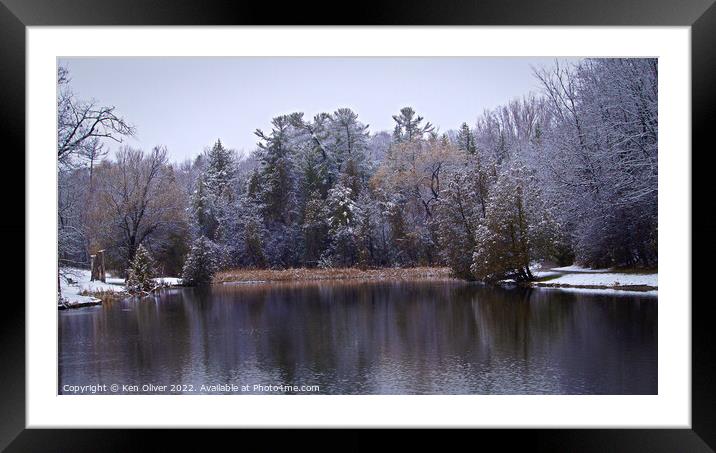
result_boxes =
[524,265,534,281]
[90,250,106,282]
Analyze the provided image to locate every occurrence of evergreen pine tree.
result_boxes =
[321,183,359,266]
[126,244,156,293]
[302,190,329,265]
[191,176,218,239]
[354,191,377,268]
[223,195,267,267]
[433,171,479,279]
[391,107,434,143]
[327,108,370,189]
[190,139,236,241]
[254,116,295,224]
[204,139,236,199]
[456,122,476,154]
[181,236,219,286]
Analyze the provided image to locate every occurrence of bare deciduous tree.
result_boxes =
[89,146,185,272]
[57,66,134,291]
[57,66,134,166]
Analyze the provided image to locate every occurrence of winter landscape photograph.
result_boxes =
[58,57,657,395]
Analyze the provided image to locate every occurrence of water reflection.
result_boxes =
[59,281,657,394]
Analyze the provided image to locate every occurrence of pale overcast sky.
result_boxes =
[59,57,577,163]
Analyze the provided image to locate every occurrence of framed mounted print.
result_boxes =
[3,0,714,450]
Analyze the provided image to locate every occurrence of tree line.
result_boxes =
[58,58,657,284]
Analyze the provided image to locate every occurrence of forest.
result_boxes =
[57,58,658,285]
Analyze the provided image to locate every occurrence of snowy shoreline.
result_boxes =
[59,265,657,310]
[525,265,657,296]
[58,268,183,309]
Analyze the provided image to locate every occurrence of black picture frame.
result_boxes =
[2,0,713,450]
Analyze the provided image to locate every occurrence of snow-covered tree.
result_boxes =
[301,190,329,266]
[223,195,267,268]
[57,66,134,167]
[321,183,359,267]
[367,131,392,163]
[471,164,561,282]
[433,168,481,279]
[181,236,219,285]
[249,115,306,267]
[535,58,657,267]
[326,108,370,195]
[90,146,185,272]
[126,244,156,293]
[60,58,657,281]
[190,176,217,239]
[203,139,236,197]
[392,106,434,143]
[456,122,476,154]
[190,139,237,241]
[57,66,134,284]
[371,130,458,265]
[353,190,381,268]
[254,116,298,225]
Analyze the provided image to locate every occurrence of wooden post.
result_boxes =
[90,250,106,282]
[99,250,106,282]
[90,255,96,281]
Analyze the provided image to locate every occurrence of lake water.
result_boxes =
[58,281,657,395]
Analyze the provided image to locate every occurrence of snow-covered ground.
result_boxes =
[530,264,657,296]
[544,272,657,288]
[551,265,612,273]
[154,277,183,286]
[59,268,124,308]
[58,290,101,308]
[105,275,183,287]
[63,269,126,293]
[532,270,561,279]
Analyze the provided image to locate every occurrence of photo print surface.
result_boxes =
[57,57,657,395]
